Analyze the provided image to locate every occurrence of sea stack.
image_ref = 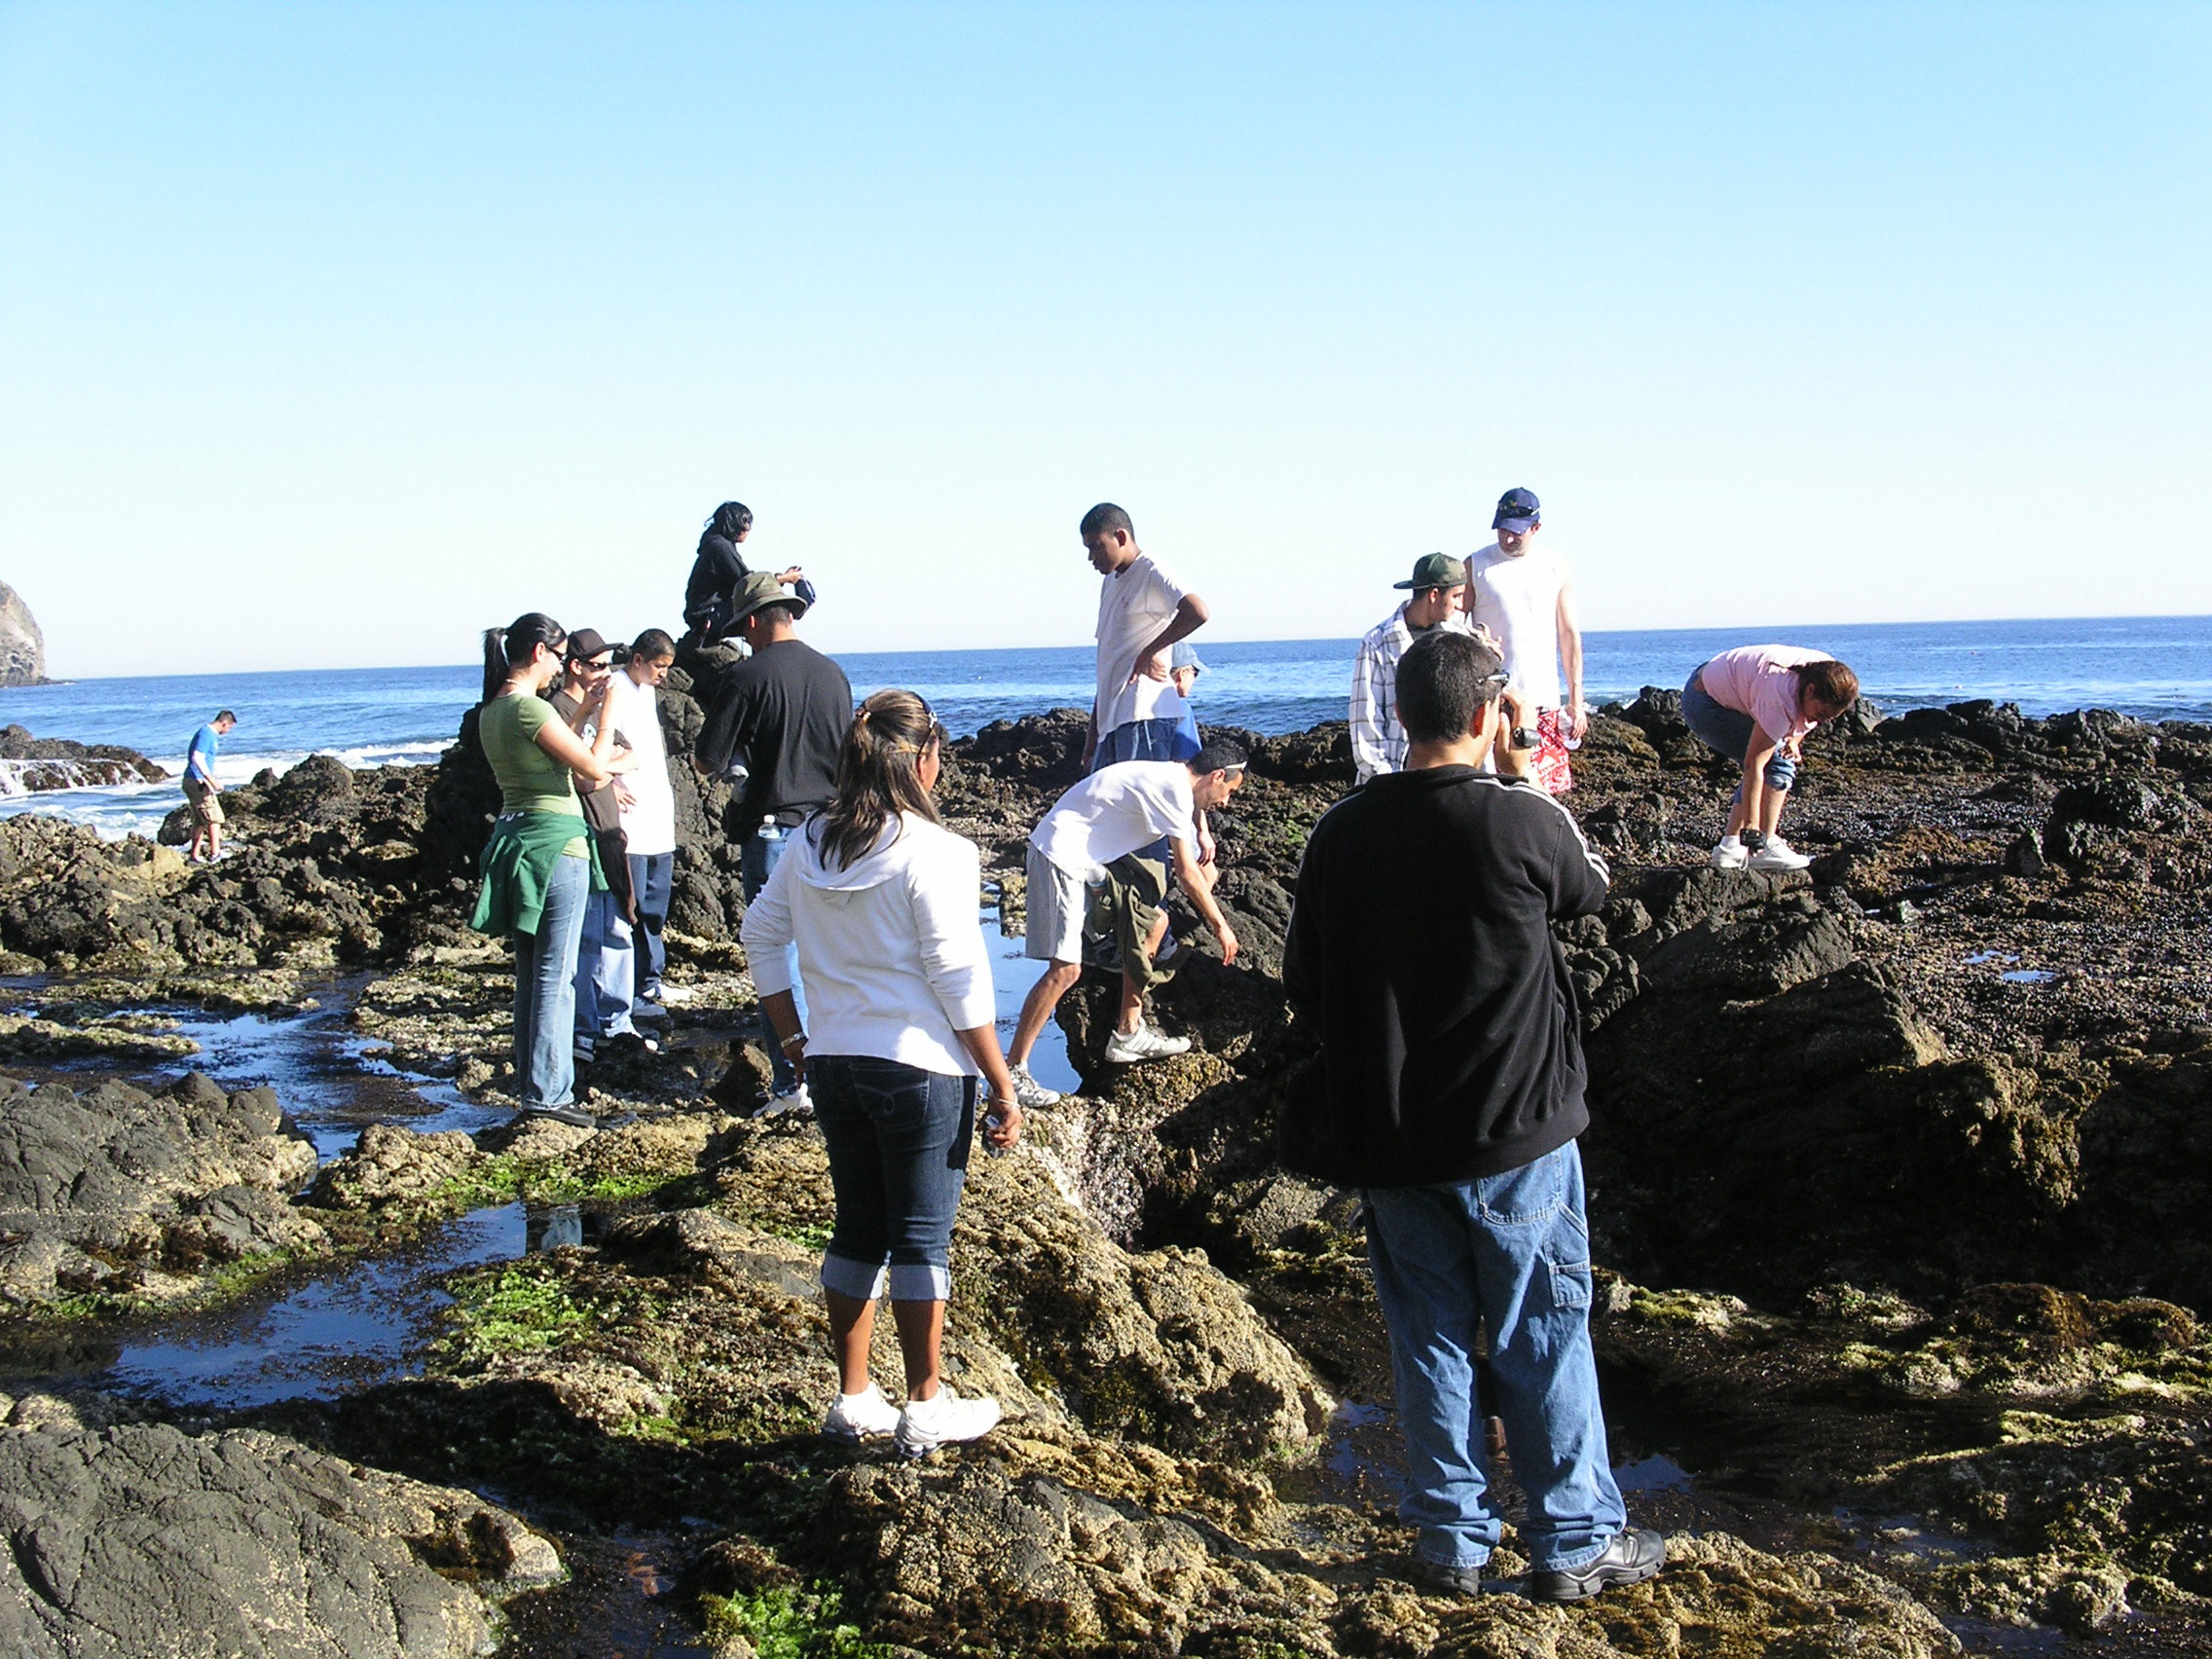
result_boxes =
[0,582,45,686]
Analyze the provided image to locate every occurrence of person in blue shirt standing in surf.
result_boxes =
[183,710,238,864]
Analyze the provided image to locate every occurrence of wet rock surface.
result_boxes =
[0,1392,557,1658]
[0,1070,321,1309]
[0,724,165,790]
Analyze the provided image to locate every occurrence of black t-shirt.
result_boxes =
[684,533,751,625]
[697,638,853,837]
[1280,765,1610,1188]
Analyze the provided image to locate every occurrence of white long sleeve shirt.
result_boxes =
[738,812,995,1077]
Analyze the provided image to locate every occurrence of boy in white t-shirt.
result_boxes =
[1003,747,1246,1106]
[1462,487,1585,794]
[1079,502,1210,772]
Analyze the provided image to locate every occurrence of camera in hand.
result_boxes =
[1509,725,1539,751]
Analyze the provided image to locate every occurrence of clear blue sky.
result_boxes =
[3,2,2206,677]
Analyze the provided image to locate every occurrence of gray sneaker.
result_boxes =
[1008,1063,1061,1108]
[1102,1022,1191,1064]
[1527,1529,1667,1603]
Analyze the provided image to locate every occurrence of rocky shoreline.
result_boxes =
[2,671,2208,1656]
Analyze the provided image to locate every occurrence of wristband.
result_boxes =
[779,1032,808,1053]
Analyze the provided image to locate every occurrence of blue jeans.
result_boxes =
[571,886,637,1046]
[511,851,591,1107]
[741,825,808,1092]
[1093,717,1186,771]
[1682,670,1797,802]
[811,1055,975,1304]
[627,851,674,1004]
[1363,1141,1625,1572]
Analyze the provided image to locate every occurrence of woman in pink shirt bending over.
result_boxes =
[1679,647,1860,871]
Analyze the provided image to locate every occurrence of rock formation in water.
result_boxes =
[0,583,43,687]
[0,724,166,793]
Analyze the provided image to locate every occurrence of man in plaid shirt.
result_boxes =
[1351,554,1474,784]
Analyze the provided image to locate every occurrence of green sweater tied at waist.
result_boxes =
[470,810,607,937]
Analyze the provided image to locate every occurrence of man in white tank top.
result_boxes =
[1462,487,1585,793]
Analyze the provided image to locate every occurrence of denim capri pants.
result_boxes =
[810,1053,976,1304]
[1681,666,1797,798]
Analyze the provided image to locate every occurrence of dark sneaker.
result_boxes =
[1527,1530,1666,1602]
[520,1102,597,1130]
[1410,1556,1492,1598]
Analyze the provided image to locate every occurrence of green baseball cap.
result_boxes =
[1393,553,1467,592]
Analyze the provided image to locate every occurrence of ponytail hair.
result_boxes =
[481,612,566,704]
[813,689,945,871]
[1795,657,1860,710]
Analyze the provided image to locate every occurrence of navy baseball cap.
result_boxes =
[1493,487,1541,534]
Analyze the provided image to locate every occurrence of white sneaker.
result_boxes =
[758,1084,812,1119]
[1008,1063,1061,1108]
[821,1382,902,1443]
[1709,835,1749,870]
[1102,1022,1191,1064]
[895,1384,1001,1456]
[1749,835,1813,872]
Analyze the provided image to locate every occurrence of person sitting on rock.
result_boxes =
[682,501,814,645]
[738,689,1022,1456]
[182,709,238,863]
[1004,744,1246,1106]
[470,612,620,1129]
[1281,626,1665,1604]
[1680,647,1860,871]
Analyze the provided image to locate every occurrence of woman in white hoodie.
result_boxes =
[740,689,1023,1456]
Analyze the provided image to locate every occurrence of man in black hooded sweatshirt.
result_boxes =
[683,502,815,644]
[1280,627,1664,1604]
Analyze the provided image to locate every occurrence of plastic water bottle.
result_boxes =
[982,1111,1012,1158]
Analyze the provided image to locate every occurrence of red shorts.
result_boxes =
[1530,707,1575,795]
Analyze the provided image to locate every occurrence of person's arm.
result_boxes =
[1127,593,1208,686]
[908,844,1003,1055]
[954,1025,1021,1148]
[1169,835,1238,965]
[695,678,757,776]
[1546,793,1611,919]
[1082,707,1098,771]
[1492,688,1534,781]
[1195,807,1215,870]
[1557,578,1587,739]
[533,688,618,784]
[1281,846,1322,1019]
[1349,638,1387,782]
[737,841,799,993]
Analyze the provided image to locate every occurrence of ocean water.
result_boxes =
[6,614,2207,840]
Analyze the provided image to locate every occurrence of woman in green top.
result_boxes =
[473,612,620,1126]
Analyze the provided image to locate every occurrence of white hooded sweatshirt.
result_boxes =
[738,811,995,1078]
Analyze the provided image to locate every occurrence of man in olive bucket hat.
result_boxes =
[1350,553,1474,784]
[697,572,854,1113]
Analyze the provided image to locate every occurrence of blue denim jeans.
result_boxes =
[511,851,591,1107]
[1093,716,1186,771]
[571,885,637,1046]
[626,850,674,1005]
[811,1055,975,1303]
[741,825,809,1092]
[1682,670,1797,802]
[1362,1141,1626,1572]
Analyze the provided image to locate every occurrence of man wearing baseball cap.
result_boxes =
[1462,488,1585,794]
[1350,553,1472,784]
[698,571,854,1111]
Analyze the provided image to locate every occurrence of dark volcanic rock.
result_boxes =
[0,1408,558,1657]
[0,1070,321,1308]
[0,724,166,789]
